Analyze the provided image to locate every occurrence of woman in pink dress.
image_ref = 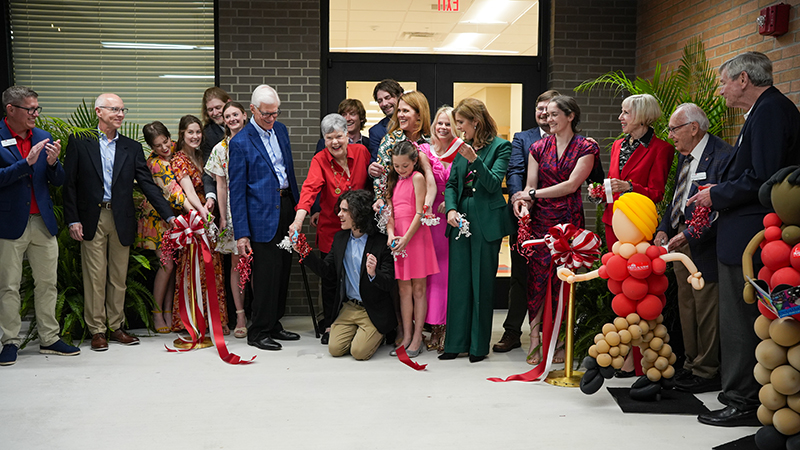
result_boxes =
[417,106,457,352]
[386,141,439,357]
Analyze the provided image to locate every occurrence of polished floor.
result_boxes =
[1,312,755,449]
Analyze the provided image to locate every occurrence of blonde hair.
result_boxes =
[387,91,431,139]
[430,105,457,153]
[622,94,662,128]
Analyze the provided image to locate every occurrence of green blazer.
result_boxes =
[444,136,513,242]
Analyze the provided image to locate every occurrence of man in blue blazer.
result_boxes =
[655,103,732,394]
[230,85,301,351]
[691,52,800,427]
[0,86,80,366]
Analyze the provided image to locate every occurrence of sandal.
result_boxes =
[427,324,445,352]
[553,343,566,364]
[234,309,248,339]
[527,335,542,365]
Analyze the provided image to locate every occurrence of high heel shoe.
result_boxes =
[233,309,248,339]
[438,352,458,360]
[406,343,423,358]
[427,324,445,352]
[469,354,485,363]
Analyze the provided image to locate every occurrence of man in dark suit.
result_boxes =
[492,89,560,353]
[229,84,301,351]
[655,103,732,394]
[300,190,396,360]
[367,79,403,162]
[690,52,800,427]
[0,86,80,366]
[64,93,175,352]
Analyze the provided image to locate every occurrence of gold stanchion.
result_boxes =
[173,242,213,349]
[545,282,584,387]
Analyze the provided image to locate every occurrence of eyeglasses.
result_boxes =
[11,104,42,115]
[98,106,129,115]
[257,108,281,119]
[667,122,692,134]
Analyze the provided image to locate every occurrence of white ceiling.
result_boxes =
[329,0,539,56]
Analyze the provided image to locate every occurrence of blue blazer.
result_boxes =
[228,120,299,243]
[506,127,543,196]
[0,122,63,239]
[656,134,733,282]
[710,86,800,265]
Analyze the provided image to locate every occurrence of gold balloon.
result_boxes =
[788,393,800,413]
[756,339,789,370]
[760,384,788,410]
[612,355,625,369]
[649,337,664,352]
[614,317,629,331]
[642,331,655,343]
[643,348,658,362]
[638,320,650,335]
[668,353,677,365]
[629,325,642,340]
[654,356,669,371]
[626,313,640,325]
[758,405,775,426]
[787,345,800,370]
[597,353,613,367]
[754,363,774,386]
[619,344,630,356]
[596,339,610,354]
[602,323,617,335]
[618,329,632,344]
[605,331,621,347]
[609,346,620,357]
[755,314,774,341]
[661,365,675,379]
[647,367,662,382]
[653,324,668,338]
[773,407,800,436]
[771,365,800,396]
[588,345,599,359]
[594,333,605,344]
[770,317,800,348]
[658,344,672,357]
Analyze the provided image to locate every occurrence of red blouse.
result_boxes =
[297,143,370,253]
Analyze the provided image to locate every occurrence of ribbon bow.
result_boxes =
[543,224,601,270]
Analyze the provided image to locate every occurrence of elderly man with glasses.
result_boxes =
[64,93,175,352]
[229,84,301,352]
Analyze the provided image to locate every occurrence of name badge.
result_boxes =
[2,138,16,147]
[692,172,707,181]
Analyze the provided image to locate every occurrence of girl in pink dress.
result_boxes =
[386,141,439,357]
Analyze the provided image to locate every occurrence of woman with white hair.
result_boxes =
[289,113,372,344]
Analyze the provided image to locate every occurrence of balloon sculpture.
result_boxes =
[739,167,800,450]
[558,192,704,400]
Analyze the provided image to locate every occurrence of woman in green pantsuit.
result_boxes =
[439,98,512,363]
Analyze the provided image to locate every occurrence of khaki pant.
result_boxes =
[329,301,383,360]
[81,209,130,335]
[0,215,60,347]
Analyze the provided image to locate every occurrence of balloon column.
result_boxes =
[739,167,800,450]
[558,192,705,400]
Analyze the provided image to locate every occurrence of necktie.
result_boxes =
[670,155,693,229]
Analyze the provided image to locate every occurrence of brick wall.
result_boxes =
[218,1,322,315]
[637,0,800,105]
[550,0,639,233]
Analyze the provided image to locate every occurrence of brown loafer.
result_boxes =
[109,329,140,346]
[91,333,108,352]
[492,331,522,353]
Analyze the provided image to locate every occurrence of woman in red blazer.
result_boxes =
[602,94,674,246]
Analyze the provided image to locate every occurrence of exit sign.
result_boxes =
[438,0,459,11]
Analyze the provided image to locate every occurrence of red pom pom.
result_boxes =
[601,252,614,265]
[791,244,800,271]
[651,257,667,275]
[612,293,637,317]
[764,213,782,229]
[607,278,623,295]
[647,273,670,295]
[771,267,800,290]
[645,245,662,260]
[627,253,652,279]
[762,240,792,271]
[765,226,783,242]
[759,301,778,320]
[622,276,649,301]
[606,255,629,281]
[637,294,663,320]
[758,266,774,284]
[598,265,609,279]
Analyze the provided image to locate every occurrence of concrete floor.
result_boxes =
[1,312,755,449]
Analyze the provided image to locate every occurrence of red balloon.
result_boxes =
[658,246,668,255]
[647,273,670,295]
[658,293,667,307]
[762,240,791,271]
[637,294,663,320]
[627,253,652,279]
[598,265,609,279]
[764,212,782,229]
[758,301,778,320]
[606,255,629,281]
[612,293,637,317]
[758,266,774,284]
[622,276,649,301]
[771,267,800,290]
[601,252,614,265]
[791,244,800,271]
[760,240,767,249]
[765,226,783,242]
[607,278,623,295]
[651,257,667,275]
[645,245,662,260]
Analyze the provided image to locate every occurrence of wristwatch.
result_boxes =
[528,188,537,202]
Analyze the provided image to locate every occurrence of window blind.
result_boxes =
[10,0,214,133]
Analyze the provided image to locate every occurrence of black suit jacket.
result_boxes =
[302,230,397,334]
[63,132,175,246]
[710,86,800,265]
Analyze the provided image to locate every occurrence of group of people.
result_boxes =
[1,52,799,431]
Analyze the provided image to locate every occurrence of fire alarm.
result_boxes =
[757,3,791,36]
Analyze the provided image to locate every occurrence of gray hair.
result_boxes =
[673,103,709,132]
[320,113,347,135]
[251,84,281,108]
[2,85,37,108]
[720,51,773,87]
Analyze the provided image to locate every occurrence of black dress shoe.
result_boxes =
[697,406,759,427]
[676,374,722,393]
[248,336,282,351]
[270,329,300,341]
[320,331,329,345]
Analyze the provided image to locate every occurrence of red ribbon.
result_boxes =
[489,224,600,382]
[164,211,256,365]
[395,345,427,371]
